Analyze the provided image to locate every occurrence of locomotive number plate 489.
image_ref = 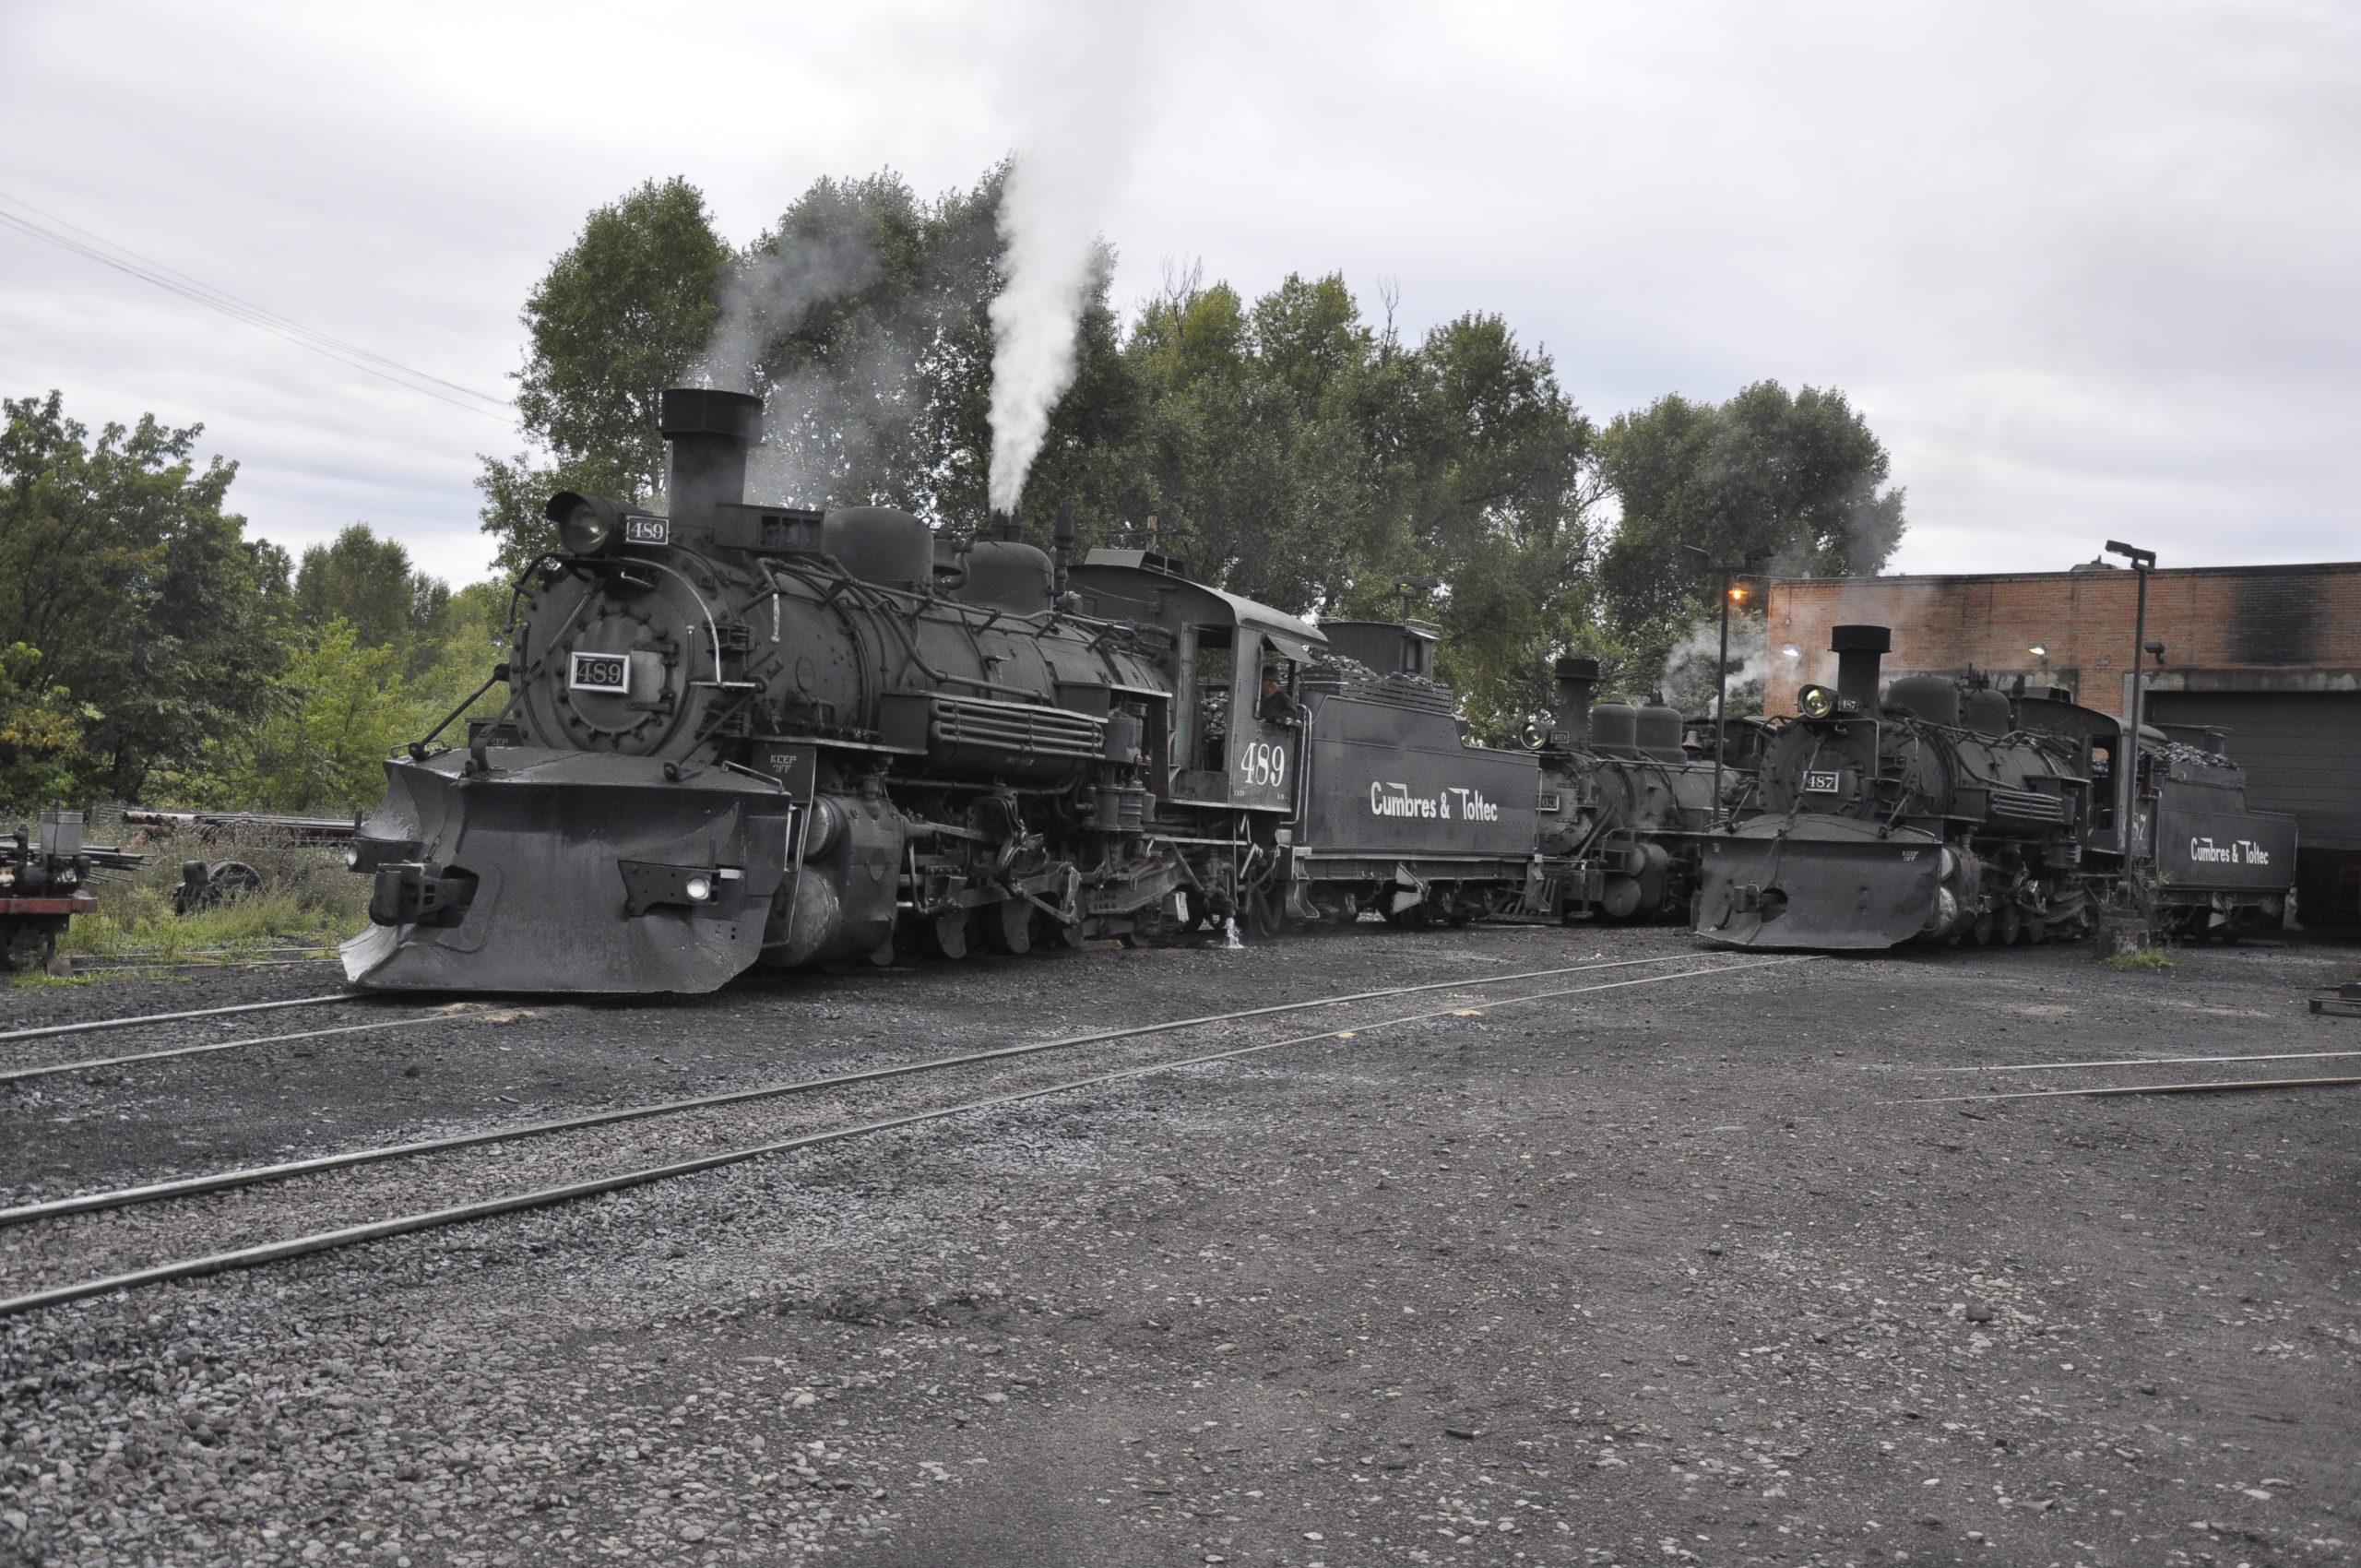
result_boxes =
[569,652,631,694]
[623,515,670,544]
[1801,769,1842,794]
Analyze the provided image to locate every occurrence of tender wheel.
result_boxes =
[2023,916,2047,944]
[1997,904,2023,945]
[1312,893,1359,927]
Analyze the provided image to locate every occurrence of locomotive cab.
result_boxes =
[1068,550,1320,812]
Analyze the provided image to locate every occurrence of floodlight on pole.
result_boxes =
[1683,543,1773,828]
[2103,540,2156,873]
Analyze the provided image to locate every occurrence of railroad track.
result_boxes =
[0,1002,479,1086]
[0,952,1810,1317]
[0,991,357,1045]
[66,950,339,976]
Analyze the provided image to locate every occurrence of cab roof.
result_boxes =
[1074,550,1326,659]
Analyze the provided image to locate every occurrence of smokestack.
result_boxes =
[660,387,763,529]
[1553,657,1598,745]
[1052,499,1076,599]
[1831,624,1892,711]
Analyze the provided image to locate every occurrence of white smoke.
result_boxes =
[694,226,878,396]
[985,6,1157,514]
[1658,609,1769,717]
[744,339,915,507]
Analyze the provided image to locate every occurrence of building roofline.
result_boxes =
[1767,561,2361,588]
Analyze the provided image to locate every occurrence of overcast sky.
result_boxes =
[4,0,2355,589]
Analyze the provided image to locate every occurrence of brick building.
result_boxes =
[1762,561,2361,925]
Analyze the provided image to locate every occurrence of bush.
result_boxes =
[59,829,369,960]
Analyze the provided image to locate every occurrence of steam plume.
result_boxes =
[985,6,1154,513]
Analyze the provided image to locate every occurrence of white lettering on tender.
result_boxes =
[2188,837,2272,867]
[1367,782,1501,822]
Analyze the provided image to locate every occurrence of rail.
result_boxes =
[0,955,1809,1316]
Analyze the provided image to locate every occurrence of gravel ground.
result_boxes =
[3,925,2357,1568]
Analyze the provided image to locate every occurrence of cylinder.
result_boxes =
[1831,624,1892,711]
[660,388,762,529]
[1553,657,1598,745]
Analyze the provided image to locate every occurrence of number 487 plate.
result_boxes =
[1801,768,1842,793]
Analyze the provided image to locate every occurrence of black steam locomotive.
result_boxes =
[1534,659,1750,925]
[1692,624,2296,949]
[343,387,1585,994]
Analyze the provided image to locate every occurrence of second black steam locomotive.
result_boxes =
[1692,624,2296,949]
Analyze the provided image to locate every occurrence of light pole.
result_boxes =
[1683,544,1773,826]
[2104,540,2156,868]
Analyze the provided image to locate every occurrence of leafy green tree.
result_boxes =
[0,392,289,802]
[1115,277,1358,611]
[202,619,416,813]
[0,641,87,807]
[478,177,731,576]
[1358,312,1596,735]
[1594,381,1907,659]
[294,524,451,666]
[1095,272,1596,738]
[409,580,513,733]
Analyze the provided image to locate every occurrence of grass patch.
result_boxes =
[60,831,368,960]
[6,969,94,990]
[2105,946,2177,971]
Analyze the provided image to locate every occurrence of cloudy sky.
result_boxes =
[3,0,2355,588]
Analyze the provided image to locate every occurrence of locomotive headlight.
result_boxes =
[561,503,613,555]
[1797,683,1838,719]
[684,875,714,902]
[544,491,625,556]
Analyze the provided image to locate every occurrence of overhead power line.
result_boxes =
[0,189,516,422]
